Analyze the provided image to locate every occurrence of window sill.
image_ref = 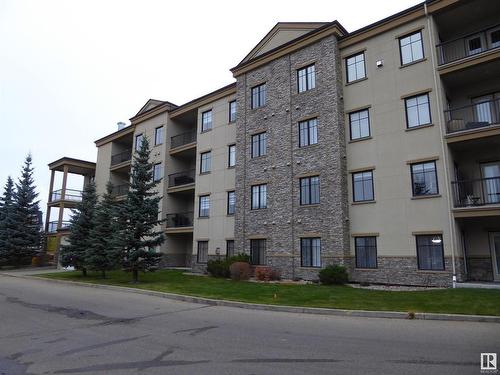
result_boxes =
[405,123,434,132]
[198,216,210,219]
[351,200,376,205]
[199,171,211,176]
[345,77,368,86]
[354,267,378,271]
[399,58,427,69]
[298,143,320,150]
[251,155,267,160]
[154,143,164,148]
[349,136,372,144]
[298,267,321,270]
[200,128,212,134]
[226,214,235,217]
[227,165,236,169]
[411,194,441,200]
[250,208,267,211]
[298,203,321,208]
[297,87,316,95]
[416,269,446,273]
[251,105,267,111]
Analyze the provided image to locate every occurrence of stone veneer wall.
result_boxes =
[467,256,493,281]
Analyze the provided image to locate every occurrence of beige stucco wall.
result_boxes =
[95,142,112,197]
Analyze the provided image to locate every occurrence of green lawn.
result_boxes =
[39,270,500,316]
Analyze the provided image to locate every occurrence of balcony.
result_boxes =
[437,24,500,67]
[50,189,82,203]
[110,149,132,167]
[47,220,71,233]
[111,183,128,198]
[170,131,196,151]
[444,98,500,137]
[168,169,195,191]
[451,177,500,216]
[165,212,194,233]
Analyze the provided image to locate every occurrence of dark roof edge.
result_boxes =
[48,157,96,168]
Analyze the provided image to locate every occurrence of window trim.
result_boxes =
[153,162,163,182]
[416,234,445,271]
[299,176,320,206]
[197,241,208,264]
[298,118,318,147]
[398,30,425,66]
[135,133,144,151]
[354,236,378,269]
[410,160,439,197]
[250,239,266,265]
[201,109,213,133]
[349,109,371,140]
[227,190,235,215]
[352,170,374,202]
[300,237,321,268]
[251,132,267,158]
[228,144,236,168]
[404,93,432,129]
[251,183,267,210]
[200,151,212,174]
[251,83,267,109]
[154,126,164,146]
[198,195,210,218]
[345,51,367,84]
[226,240,235,259]
[297,64,316,93]
[229,100,237,123]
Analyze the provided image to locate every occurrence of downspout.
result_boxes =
[425,3,458,288]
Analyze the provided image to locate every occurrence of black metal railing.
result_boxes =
[111,183,129,197]
[170,131,196,149]
[111,149,132,166]
[436,24,500,65]
[445,98,500,134]
[50,189,82,202]
[451,177,500,207]
[168,169,195,188]
[47,220,71,233]
[165,212,194,228]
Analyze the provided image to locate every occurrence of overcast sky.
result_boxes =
[0,0,420,217]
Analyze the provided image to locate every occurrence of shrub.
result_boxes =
[207,259,230,278]
[229,261,251,281]
[228,253,250,264]
[255,266,281,281]
[319,265,348,285]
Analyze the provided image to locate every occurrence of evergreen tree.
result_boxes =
[118,136,163,283]
[59,182,97,276]
[85,182,121,278]
[11,155,42,266]
[0,177,16,265]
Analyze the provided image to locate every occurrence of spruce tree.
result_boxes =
[0,177,16,266]
[59,182,97,276]
[85,182,121,278]
[11,155,42,266]
[118,136,163,283]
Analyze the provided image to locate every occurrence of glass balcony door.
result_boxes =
[489,232,500,281]
[481,161,500,204]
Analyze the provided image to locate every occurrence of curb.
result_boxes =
[1,272,499,323]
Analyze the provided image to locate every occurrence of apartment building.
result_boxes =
[47,0,500,286]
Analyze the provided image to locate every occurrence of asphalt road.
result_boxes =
[0,275,498,375]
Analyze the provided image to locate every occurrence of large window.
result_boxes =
[399,31,424,65]
[199,195,210,217]
[411,161,438,196]
[228,144,236,167]
[229,100,237,123]
[299,118,318,147]
[405,93,431,128]
[200,151,211,173]
[201,110,212,132]
[153,163,163,182]
[352,171,374,202]
[250,239,266,265]
[416,234,444,270]
[227,191,235,215]
[251,83,266,109]
[251,184,267,210]
[297,64,316,93]
[300,238,321,267]
[355,236,377,268]
[251,132,267,158]
[135,134,143,151]
[155,126,164,146]
[300,176,320,205]
[346,52,366,83]
[349,109,370,140]
[197,241,208,263]
[226,240,235,258]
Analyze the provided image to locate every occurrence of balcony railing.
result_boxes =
[444,98,500,134]
[168,169,195,188]
[50,189,82,202]
[111,149,132,166]
[436,24,500,65]
[165,212,194,228]
[170,131,196,149]
[47,220,71,233]
[111,183,129,197]
[451,177,500,208]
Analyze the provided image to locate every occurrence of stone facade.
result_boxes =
[467,257,494,281]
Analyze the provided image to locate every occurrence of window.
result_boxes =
[297,64,316,93]
[135,134,143,151]
[227,191,235,215]
[251,184,267,210]
[251,132,267,158]
[153,163,163,182]
[355,237,377,268]
[229,100,237,123]
[490,29,500,48]
[299,118,318,147]
[411,161,438,196]
[250,239,266,265]
[405,93,431,128]
[416,234,444,270]
[346,52,366,83]
[300,238,321,267]
[154,126,164,146]
[200,151,211,173]
[226,240,235,258]
[201,110,212,132]
[228,144,236,167]
[349,109,370,140]
[352,171,374,202]
[199,195,210,217]
[466,36,482,56]
[300,176,320,205]
[197,241,208,263]
[399,31,424,65]
[251,84,266,109]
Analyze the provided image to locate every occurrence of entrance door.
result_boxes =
[489,232,500,282]
[481,162,500,204]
